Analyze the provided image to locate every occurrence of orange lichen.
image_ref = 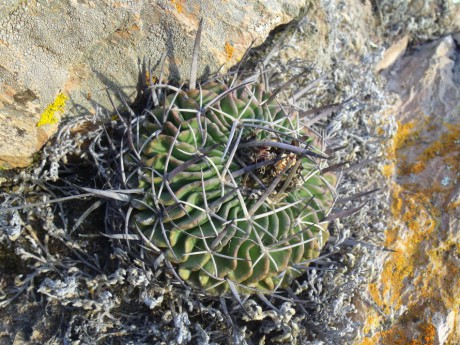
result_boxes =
[420,323,436,344]
[384,120,418,162]
[394,120,418,150]
[420,124,460,172]
[378,187,440,308]
[367,283,383,307]
[446,199,460,212]
[170,0,184,13]
[398,160,426,175]
[382,163,394,178]
[114,24,141,39]
[224,41,235,60]
[358,115,460,345]
[359,320,438,345]
[395,122,459,177]
[389,183,403,218]
[380,326,416,345]
[358,337,375,345]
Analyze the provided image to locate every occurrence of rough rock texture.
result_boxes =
[0,1,387,343]
[1,0,460,344]
[0,0,303,168]
[358,35,460,345]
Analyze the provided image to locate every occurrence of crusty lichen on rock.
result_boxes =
[36,92,68,128]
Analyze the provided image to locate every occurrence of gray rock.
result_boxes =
[366,35,460,345]
[0,0,304,168]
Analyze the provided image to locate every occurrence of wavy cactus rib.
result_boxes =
[124,81,337,295]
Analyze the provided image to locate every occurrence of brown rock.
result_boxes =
[0,105,57,169]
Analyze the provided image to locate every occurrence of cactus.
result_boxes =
[106,21,339,296]
[122,77,338,295]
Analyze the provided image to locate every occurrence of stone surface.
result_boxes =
[358,35,460,345]
[0,0,303,168]
[375,35,409,72]
[1,0,460,344]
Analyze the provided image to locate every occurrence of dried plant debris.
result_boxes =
[0,11,389,345]
[371,0,459,42]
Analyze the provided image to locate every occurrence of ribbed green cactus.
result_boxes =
[124,80,337,295]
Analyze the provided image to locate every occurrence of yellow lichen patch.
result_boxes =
[394,120,418,150]
[420,124,460,177]
[446,199,460,212]
[358,337,378,345]
[380,327,416,345]
[398,124,460,179]
[383,120,418,162]
[170,0,184,13]
[367,283,384,308]
[359,185,455,344]
[145,71,158,87]
[381,191,438,309]
[224,41,235,60]
[359,115,460,345]
[420,322,436,345]
[401,160,426,175]
[359,317,439,344]
[388,182,404,220]
[36,93,68,128]
[376,126,385,136]
[381,163,394,178]
[423,241,460,306]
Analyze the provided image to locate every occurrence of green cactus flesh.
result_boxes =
[126,82,336,295]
